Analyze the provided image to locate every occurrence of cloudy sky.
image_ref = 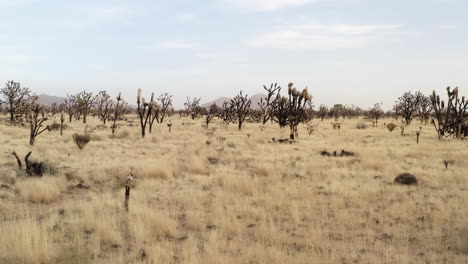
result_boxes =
[0,0,467,108]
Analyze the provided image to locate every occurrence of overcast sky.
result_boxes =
[1,0,467,109]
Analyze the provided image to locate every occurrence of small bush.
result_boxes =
[72,133,91,150]
[386,123,397,132]
[394,173,417,185]
[356,123,368,129]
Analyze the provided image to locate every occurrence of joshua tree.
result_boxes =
[111,92,123,134]
[205,103,219,127]
[28,97,49,146]
[286,83,312,140]
[136,89,156,138]
[430,87,467,139]
[75,90,97,124]
[230,91,251,130]
[368,103,384,126]
[416,92,433,124]
[271,96,289,127]
[96,91,113,124]
[157,93,173,123]
[317,105,328,121]
[218,101,234,125]
[258,83,281,124]
[394,91,421,125]
[60,110,65,136]
[184,97,202,120]
[329,104,345,120]
[64,95,77,122]
[148,100,160,133]
[1,80,31,124]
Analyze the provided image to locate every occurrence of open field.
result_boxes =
[0,116,467,264]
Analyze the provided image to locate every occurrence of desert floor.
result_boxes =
[0,116,467,264]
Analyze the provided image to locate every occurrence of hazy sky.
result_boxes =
[1,0,467,109]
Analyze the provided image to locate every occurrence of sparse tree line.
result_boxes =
[1,80,467,144]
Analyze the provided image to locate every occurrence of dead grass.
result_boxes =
[0,115,467,263]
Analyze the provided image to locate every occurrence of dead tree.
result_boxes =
[111,92,123,134]
[136,89,155,138]
[230,91,251,130]
[76,90,96,124]
[28,98,49,146]
[96,91,113,124]
[0,80,31,124]
[205,103,219,127]
[258,83,281,124]
[11,151,35,175]
[157,93,173,123]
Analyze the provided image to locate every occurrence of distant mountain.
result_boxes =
[201,97,231,108]
[202,94,266,110]
[248,94,265,110]
[38,94,66,106]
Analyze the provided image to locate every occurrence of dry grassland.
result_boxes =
[0,116,467,264]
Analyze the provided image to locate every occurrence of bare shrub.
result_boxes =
[72,134,91,150]
[386,123,397,132]
[394,173,418,185]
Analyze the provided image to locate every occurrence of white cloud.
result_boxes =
[224,0,324,12]
[248,23,407,50]
[158,41,199,49]
[175,12,195,22]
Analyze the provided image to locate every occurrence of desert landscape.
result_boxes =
[1,1,468,263]
[0,82,467,264]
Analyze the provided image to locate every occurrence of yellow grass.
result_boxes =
[0,115,467,263]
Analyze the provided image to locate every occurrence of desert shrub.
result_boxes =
[356,123,368,129]
[394,173,417,185]
[72,133,91,150]
[386,123,397,132]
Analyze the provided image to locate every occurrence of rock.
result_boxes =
[394,173,418,185]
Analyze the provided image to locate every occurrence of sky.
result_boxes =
[0,0,467,109]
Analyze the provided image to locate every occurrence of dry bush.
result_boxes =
[386,122,397,132]
[72,133,91,150]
